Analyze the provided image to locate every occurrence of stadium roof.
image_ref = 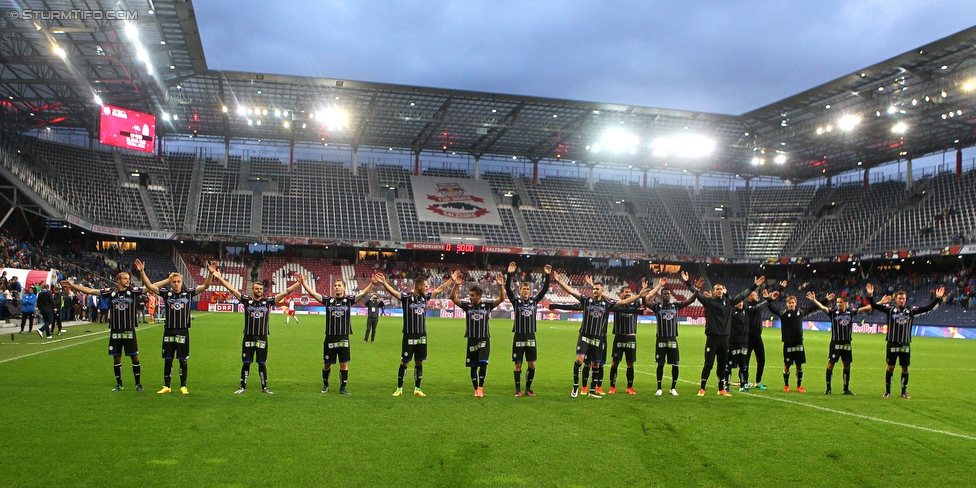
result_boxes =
[3,1,976,182]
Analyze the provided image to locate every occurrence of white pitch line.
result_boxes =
[0,324,163,364]
[634,369,976,441]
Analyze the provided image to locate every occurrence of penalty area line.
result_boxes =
[634,368,976,442]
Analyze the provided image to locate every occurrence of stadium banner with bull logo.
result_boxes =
[410,176,502,225]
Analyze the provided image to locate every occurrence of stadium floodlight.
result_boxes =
[321,107,347,130]
[221,106,228,113]
[886,106,897,115]
[838,114,861,131]
[595,128,639,154]
[93,95,103,106]
[124,22,138,40]
[891,122,908,134]
[751,157,764,166]
[652,134,715,158]
[53,45,67,59]
[236,106,245,116]
[964,80,976,92]
[774,153,787,165]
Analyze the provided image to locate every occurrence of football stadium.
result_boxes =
[2,1,976,486]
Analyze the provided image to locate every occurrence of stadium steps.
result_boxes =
[509,205,534,247]
[384,192,402,241]
[184,156,206,233]
[238,158,251,193]
[657,189,699,255]
[367,165,380,197]
[136,186,162,231]
[785,185,837,256]
[626,213,654,253]
[720,219,734,256]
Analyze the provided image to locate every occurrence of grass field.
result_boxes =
[1,312,975,487]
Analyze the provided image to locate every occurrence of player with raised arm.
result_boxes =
[212,272,302,394]
[866,283,945,399]
[450,270,506,398]
[376,272,454,397]
[553,272,647,398]
[683,270,764,397]
[809,291,885,395]
[604,283,653,395]
[61,269,152,392]
[644,277,697,396]
[744,289,772,390]
[727,300,750,392]
[134,259,217,395]
[766,289,820,393]
[505,262,551,397]
[296,274,376,395]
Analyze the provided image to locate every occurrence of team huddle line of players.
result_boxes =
[59,261,946,399]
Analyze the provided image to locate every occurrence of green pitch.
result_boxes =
[1,313,974,487]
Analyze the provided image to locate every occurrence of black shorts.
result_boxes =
[465,337,490,367]
[324,335,351,364]
[512,333,537,363]
[161,328,190,360]
[575,334,606,364]
[886,342,911,367]
[828,341,853,365]
[108,331,139,357]
[655,337,680,365]
[783,342,806,366]
[611,335,637,364]
[401,334,428,362]
[242,334,269,364]
[729,341,749,368]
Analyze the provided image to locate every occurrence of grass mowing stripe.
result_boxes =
[634,368,976,441]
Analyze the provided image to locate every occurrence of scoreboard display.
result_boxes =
[99,104,156,153]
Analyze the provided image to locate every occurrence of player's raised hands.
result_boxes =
[374,272,387,284]
[507,262,517,274]
[59,279,72,289]
[805,291,816,300]
[865,283,875,295]
[701,291,713,299]
[935,287,947,299]
[543,264,552,275]
[680,271,689,282]
[584,275,594,287]
[762,288,770,298]
[826,293,836,301]
[133,259,144,271]
[495,274,505,285]
[451,269,464,284]
[879,295,892,304]
[370,273,380,283]
[779,280,788,288]
[694,277,705,289]
[294,274,306,284]
[755,276,766,286]
[207,261,219,274]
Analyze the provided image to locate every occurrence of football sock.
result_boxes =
[796,369,803,387]
[114,362,123,386]
[590,368,598,390]
[470,367,479,390]
[656,363,664,389]
[901,371,908,394]
[885,369,893,393]
[825,368,833,389]
[843,369,850,391]
[581,365,590,388]
[132,362,141,385]
[163,360,173,388]
[323,369,331,388]
[626,366,634,388]
[240,364,250,388]
[573,362,581,387]
[258,364,267,389]
[671,365,679,390]
[526,367,535,391]
[397,363,407,388]
[478,364,487,388]
[179,361,187,388]
[739,367,748,387]
[414,365,423,389]
[339,369,348,390]
[783,371,790,387]
[609,363,619,388]
[514,370,522,391]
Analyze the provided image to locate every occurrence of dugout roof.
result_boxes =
[3,1,976,181]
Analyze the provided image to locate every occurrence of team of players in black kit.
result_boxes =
[59,260,946,399]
